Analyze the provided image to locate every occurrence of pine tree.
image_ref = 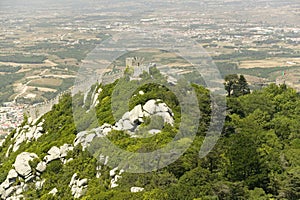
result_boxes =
[224,74,239,97]
[224,74,250,97]
[238,75,250,96]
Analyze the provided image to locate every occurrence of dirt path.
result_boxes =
[13,80,33,102]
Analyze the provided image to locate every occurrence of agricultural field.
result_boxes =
[0,15,110,104]
[0,0,299,105]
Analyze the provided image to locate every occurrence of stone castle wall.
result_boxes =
[25,91,67,120]
[25,75,100,121]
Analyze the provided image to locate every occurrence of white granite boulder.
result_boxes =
[44,144,74,163]
[49,188,58,196]
[60,144,74,158]
[35,179,45,190]
[44,146,60,163]
[36,162,47,173]
[143,99,157,114]
[7,169,18,182]
[131,187,144,193]
[129,105,144,124]
[13,152,38,177]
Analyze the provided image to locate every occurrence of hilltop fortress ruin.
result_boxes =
[24,57,157,121]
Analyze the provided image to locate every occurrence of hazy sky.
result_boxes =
[0,0,299,26]
[1,0,299,10]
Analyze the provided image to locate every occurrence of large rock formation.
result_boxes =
[1,97,174,199]
[13,152,38,178]
[0,143,74,199]
[44,144,73,163]
[114,99,174,132]
[74,99,174,150]
[0,152,39,199]
[7,120,45,156]
[74,123,112,150]
[44,146,60,163]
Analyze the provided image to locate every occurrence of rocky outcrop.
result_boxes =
[0,152,39,199]
[74,123,112,150]
[1,185,24,200]
[60,143,73,158]
[109,167,119,177]
[91,88,102,108]
[74,99,174,150]
[83,87,102,111]
[0,169,18,197]
[7,120,45,156]
[6,194,24,200]
[69,173,88,199]
[1,143,74,199]
[44,146,60,163]
[44,144,73,164]
[0,135,7,147]
[5,145,13,158]
[13,152,38,178]
[114,99,174,133]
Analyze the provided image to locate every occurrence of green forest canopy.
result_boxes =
[0,73,299,199]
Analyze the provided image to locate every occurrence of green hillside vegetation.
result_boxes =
[0,54,46,64]
[0,71,299,199]
[0,66,21,73]
[216,61,300,80]
[0,72,25,103]
[52,43,96,62]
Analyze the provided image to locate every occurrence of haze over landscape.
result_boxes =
[0,0,299,199]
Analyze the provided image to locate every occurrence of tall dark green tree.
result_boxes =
[224,74,239,97]
[237,75,250,96]
[224,74,250,97]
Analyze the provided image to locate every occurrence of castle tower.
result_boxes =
[126,57,134,68]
